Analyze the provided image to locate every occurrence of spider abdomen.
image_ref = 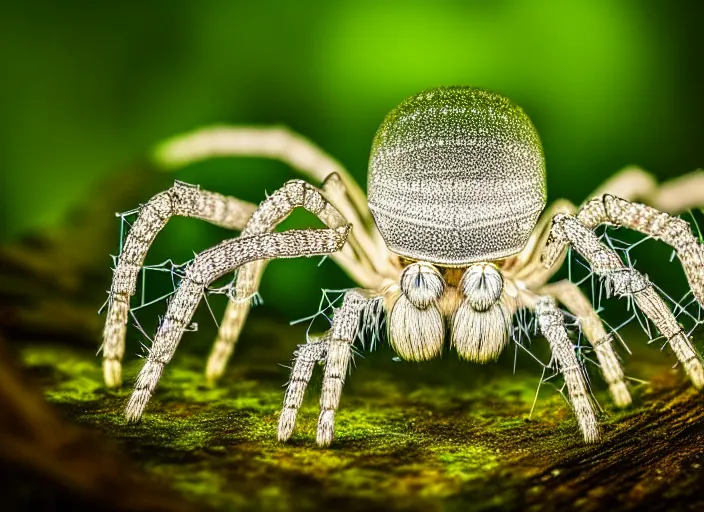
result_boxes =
[368,86,547,265]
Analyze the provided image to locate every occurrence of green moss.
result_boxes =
[18,327,704,511]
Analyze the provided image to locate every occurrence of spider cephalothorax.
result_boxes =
[101,86,704,447]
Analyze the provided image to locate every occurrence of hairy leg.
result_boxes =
[277,337,326,442]
[125,227,349,422]
[516,168,704,288]
[576,194,704,305]
[544,213,704,388]
[153,125,373,233]
[278,289,377,447]
[540,280,631,407]
[154,125,395,275]
[205,177,387,383]
[204,261,262,383]
[588,166,704,213]
[320,172,396,280]
[124,180,351,421]
[102,181,256,387]
[318,289,376,446]
[532,295,600,443]
[152,127,399,381]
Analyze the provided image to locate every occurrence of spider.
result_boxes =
[101,86,704,447]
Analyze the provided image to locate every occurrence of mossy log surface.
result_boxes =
[1,169,704,511]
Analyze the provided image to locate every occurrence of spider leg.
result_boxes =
[516,169,704,288]
[588,166,704,213]
[544,213,704,388]
[102,181,256,387]
[317,289,376,446]
[278,289,376,446]
[540,280,631,407]
[152,126,398,382]
[205,177,388,383]
[125,226,350,422]
[530,295,600,443]
[277,336,327,443]
[319,172,396,279]
[152,125,383,253]
[576,195,704,305]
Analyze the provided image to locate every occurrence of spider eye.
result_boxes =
[399,262,444,309]
[459,263,503,312]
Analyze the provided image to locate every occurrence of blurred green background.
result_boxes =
[1,0,702,324]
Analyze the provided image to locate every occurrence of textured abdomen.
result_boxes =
[368,87,546,265]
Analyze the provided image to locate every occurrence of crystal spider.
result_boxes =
[101,86,704,446]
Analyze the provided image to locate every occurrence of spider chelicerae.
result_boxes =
[101,86,704,446]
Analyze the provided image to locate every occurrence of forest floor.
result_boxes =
[1,169,703,511]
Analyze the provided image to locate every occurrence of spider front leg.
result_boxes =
[124,180,352,422]
[540,280,631,407]
[125,227,349,422]
[544,213,704,388]
[278,289,377,447]
[532,295,600,443]
[507,202,630,407]
[102,181,256,387]
[522,170,704,291]
[205,175,390,384]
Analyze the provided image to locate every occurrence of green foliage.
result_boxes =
[2,1,702,240]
